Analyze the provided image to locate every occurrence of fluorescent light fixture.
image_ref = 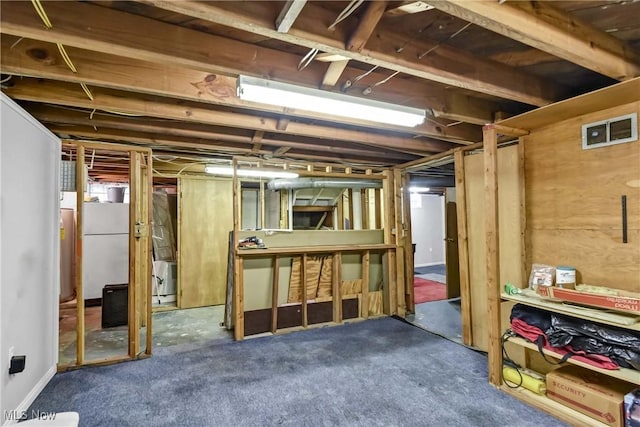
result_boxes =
[204,165,299,179]
[237,75,426,127]
[409,186,430,193]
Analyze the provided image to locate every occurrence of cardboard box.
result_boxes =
[536,286,640,315]
[625,389,640,427]
[546,366,635,427]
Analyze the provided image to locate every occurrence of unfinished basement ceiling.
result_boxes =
[1,0,639,179]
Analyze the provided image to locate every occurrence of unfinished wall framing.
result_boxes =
[478,78,640,425]
[230,161,411,340]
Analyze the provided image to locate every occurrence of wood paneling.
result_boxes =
[525,102,640,292]
[465,144,523,351]
[178,177,233,308]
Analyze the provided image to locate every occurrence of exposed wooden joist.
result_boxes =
[251,130,264,153]
[0,36,475,139]
[275,0,307,33]
[29,105,417,161]
[141,0,568,105]
[321,60,350,88]
[384,1,434,17]
[0,2,497,125]
[276,118,290,131]
[54,125,411,166]
[5,78,453,154]
[427,0,640,80]
[347,1,388,52]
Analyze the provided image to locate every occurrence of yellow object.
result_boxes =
[503,366,546,395]
[60,228,66,240]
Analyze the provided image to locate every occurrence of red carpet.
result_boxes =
[414,277,446,304]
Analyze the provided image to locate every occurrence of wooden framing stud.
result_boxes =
[362,251,370,319]
[75,144,85,365]
[332,252,343,323]
[301,253,308,328]
[271,256,280,333]
[454,149,473,346]
[483,126,502,385]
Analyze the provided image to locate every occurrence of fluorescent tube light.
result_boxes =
[409,186,430,193]
[237,76,426,127]
[205,165,299,179]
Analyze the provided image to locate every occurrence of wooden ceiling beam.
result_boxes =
[5,78,454,154]
[140,0,567,105]
[0,35,473,139]
[0,2,496,125]
[276,0,308,33]
[28,105,418,161]
[347,1,388,52]
[427,0,640,80]
[55,126,404,166]
[321,60,350,88]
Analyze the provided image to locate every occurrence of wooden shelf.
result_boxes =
[236,243,396,256]
[500,385,607,427]
[501,290,640,331]
[506,336,640,385]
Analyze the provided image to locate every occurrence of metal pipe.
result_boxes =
[267,177,382,190]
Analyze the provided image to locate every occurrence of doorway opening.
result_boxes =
[406,164,463,343]
[149,171,232,350]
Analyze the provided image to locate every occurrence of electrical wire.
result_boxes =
[328,0,364,30]
[417,22,472,60]
[298,48,319,71]
[0,75,12,84]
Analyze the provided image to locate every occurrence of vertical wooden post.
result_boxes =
[145,152,153,354]
[332,252,343,323]
[401,173,414,312]
[260,180,266,229]
[271,256,280,333]
[483,126,501,386]
[454,149,473,346]
[393,168,406,317]
[233,257,244,340]
[361,189,369,229]
[382,170,397,315]
[232,158,244,340]
[347,189,354,230]
[518,139,528,286]
[374,189,382,229]
[128,152,140,358]
[361,250,370,318]
[75,145,85,365]
[301,253,308,328]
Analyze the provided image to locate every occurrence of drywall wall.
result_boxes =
[1,94,59,423]
[410,194,445,267]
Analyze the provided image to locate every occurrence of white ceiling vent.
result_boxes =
[582,112,638,150]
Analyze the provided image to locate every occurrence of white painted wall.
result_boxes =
[410,194,446,267]
[1,94,59,424]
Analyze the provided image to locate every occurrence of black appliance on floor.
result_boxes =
[102,283,128,328]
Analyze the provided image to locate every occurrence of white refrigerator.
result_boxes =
[82,203,129,300]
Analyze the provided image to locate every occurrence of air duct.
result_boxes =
[267,177,382,190]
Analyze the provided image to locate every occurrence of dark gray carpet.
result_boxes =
[29,318,565,426]
[412,298,463,343]
[414,264,446,276]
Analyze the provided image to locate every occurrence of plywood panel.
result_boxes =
[530,229,640,291]
[525,102,640,230]
[525,102,640,293]
[178,177,233,308]
[466,145,523,351]
[287,256,322,302]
